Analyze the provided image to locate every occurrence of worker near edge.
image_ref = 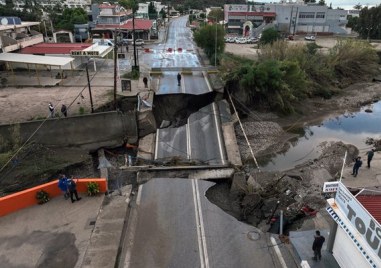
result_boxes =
[177,73,181,86]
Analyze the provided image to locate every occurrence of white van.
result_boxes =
[93,39,114,46]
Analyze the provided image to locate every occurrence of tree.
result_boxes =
[318,0,325,6]
[353,3,362,10]
[355,6,381,39]
[193,24,225,65]
[304,0,316,3]
[177,5,185,15]
[260,28,280,45]
[55,8,87,31]
[346,16,359,29]
[148,2,157,19]
[236,59,308,114]
[159,8,166,20]
[207,9,224,22]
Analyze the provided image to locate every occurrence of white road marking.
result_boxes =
[270,236,287,268]
[136,184,143,206]
[194,179,210,268]
[186,118,191,160]
[203,71,213,93]
[154,129,160,160]
[192,180,206,268]
[211,103,226,165]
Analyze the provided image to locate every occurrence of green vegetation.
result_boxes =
[207,9,224,22]
[349,5,381,40]
[36,190,50,204]
[193,24,225,65]
[87,182,100,196]
[36,190,50,205]
[121,69,140,80]
[79,106,85,115]
[260,28,281,45]
[55,8,88,31]
[222,39,379,114]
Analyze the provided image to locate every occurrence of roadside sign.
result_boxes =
[71,50,100,56]
[323,181,339,193]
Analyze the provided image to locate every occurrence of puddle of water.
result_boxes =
[261,102,381,171]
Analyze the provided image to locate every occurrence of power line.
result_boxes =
[228,90,261,172]
[0,58,108,175]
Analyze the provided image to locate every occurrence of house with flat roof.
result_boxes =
[0,17,43,53]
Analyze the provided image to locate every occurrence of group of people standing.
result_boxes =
[57,174,82,203]
[48,103,68,118]
[352,148,376,177]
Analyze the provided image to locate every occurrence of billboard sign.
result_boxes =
[335,182,381,260]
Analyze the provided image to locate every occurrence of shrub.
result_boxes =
[87,182,100,196]
[79,106,85,114]
[36,190,50,204]
[328,39,378,82]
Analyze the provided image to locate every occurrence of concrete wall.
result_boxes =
[0,111,138,151]
[0,178,107,217]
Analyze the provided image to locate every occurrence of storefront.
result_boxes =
[326,182,381,268]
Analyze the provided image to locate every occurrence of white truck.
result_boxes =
[92,39,114,46]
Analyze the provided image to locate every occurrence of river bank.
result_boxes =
[207,80,381,232]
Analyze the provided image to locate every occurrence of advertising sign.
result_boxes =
[228,5,248,12]
[71,50,99,56]
[335,182,381,261]
[323,181,339,193]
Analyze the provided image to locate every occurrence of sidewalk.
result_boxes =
[290,230,339,268]
[341,151,381,189]
[0,186,132,268]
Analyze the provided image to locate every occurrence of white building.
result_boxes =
[224,2,348,36]
[0,0,92,12]
[326,182,381,267]
[0,17,43,53]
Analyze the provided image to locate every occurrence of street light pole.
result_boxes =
[215,21,217,67]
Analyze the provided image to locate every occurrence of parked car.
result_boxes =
[305,35,316,41]
[134,39,144,46]
[247,37,258,44]
[235,37,248,44]
[118,39,129,46]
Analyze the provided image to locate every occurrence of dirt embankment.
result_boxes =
[207,80,381,232]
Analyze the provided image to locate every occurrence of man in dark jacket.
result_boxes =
[177,73,181,86]
[312,230,325,261]
[352,156,362,177]
[366,149,375,168]
[61,104,68,117]
[67,177,82,203]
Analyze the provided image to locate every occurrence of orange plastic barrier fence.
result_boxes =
[0,178,107,217]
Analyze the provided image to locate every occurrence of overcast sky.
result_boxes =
[259,0,378,10]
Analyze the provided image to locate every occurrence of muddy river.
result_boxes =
[261,101,381,171]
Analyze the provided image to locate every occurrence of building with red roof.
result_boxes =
[20,43,92,55]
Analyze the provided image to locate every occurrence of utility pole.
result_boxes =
[114,30,118,110]
[132,10,138,71]
[86,63,94,113]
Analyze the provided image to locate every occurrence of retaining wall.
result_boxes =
[0,111,138,151]
[0,178,107,217]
